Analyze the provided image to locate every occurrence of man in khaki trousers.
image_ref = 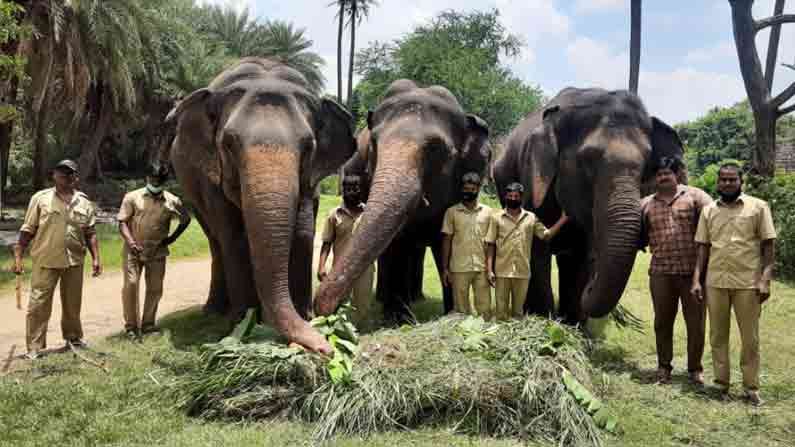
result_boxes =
[118,166,190,338]
[441,172,493,319]
[14,159,102,359]
[692,162,776,406]
[318,175,374,329]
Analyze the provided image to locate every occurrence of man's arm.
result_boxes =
[119,221,142,253]
[87,228,102,277]
[485,243,496,287]
[758,239,775,303]
[691,243,710,301]
[441,234,452,287]
[317,242,332,282]
[13,231,34,274]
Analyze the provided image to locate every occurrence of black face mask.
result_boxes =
[343,194,360,208]
[718,189,741,203]
[461,191,478,202]
[505,199,522,210]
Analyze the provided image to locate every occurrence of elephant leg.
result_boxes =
[525,239,554,317]
[430,240,453,314]
[556,249,589,325]
[194,211,227,315]
[378,237,413,324]
[407,244,425,302]
[289,195,315,319]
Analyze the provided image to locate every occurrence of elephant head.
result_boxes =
[166,58,355,354]
[523,88,683,317]
[314,79,490,315]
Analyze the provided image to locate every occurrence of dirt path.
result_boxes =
[0,258,212,357]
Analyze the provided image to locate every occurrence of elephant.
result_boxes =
[315,79,491,321]
[492,87,684,322]
[165,58,357,354]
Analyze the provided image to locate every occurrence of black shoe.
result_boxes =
[66,339,88,349]
[141,326,161,335]
[126,329,140,340]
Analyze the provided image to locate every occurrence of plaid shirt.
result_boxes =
[640,185,713,275]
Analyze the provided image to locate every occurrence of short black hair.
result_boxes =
[461,172,482,186]
[718,161,744,180]
[148,164,169,183]
[654,156,683,174]
[505,182,524,194]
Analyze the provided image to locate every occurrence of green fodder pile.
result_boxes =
[161,315,611,446]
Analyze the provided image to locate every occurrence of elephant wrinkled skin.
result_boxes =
[493,87,684,322]
[315,79,491,321]
[166,58,356,354]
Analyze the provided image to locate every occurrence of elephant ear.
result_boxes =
[165,88,223,188]
[458,114,491,178]
[312,98,357,189]
[645,116,685,181]
[525,105,560,209]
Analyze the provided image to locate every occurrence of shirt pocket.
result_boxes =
[733,214,756,237]
[70,208,91,228]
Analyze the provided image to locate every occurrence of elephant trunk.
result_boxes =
[240,147,332,355]
[581,175,642,318]
[314,139,422,315]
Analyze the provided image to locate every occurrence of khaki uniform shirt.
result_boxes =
[441,203,493,273]
[694,193,777,289]
[117,188,187,261]
[321,204,366,258]
[485,209,548,279]
[20,188,97,269]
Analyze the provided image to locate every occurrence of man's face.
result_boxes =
[717,167,742,198]
[147,176,166,188]
[655,168,678,189]
[342,181,361,199]
[505,191,522,203]
[461,182,480,196]
[53,169,78,189]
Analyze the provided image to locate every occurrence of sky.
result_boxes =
[197,0,795,126]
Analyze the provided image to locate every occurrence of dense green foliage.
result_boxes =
[746,174,795,280]
[353,9,543,136]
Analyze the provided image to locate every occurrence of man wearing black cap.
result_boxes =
[117,165,190,338]
[14,159,102,359]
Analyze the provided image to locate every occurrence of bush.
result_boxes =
[319,175,339,196]
[746,173,795,280]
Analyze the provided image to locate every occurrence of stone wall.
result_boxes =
[776,139,795,172]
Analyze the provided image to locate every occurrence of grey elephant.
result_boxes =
[314,79,491,320]
[165,58,357,354]
[492,87,684,322]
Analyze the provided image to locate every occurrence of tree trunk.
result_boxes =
[764,0,787,91]
[0,77,18,218]
[629,0,641,94]
[347,1,356,109]
[78,86,113,181]
[32,89,50,190]
[753,110,778,176]
[337,2,344,104]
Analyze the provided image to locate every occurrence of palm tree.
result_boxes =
[254,20,326,94]
[343,0,377,109]
[333,0,345,103]
[629,0,641,94]
[196,3,257,57]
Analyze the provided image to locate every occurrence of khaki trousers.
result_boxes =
[347,264,375,330]
[122,251,167,331]
[495,277,530,321]
[649,274,706,372]
[26,263,84,353]
[451,272,492,319]
[706,287,761,390]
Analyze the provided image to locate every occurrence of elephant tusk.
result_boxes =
[422,195,430,207]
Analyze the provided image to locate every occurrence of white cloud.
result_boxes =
[685,41,737,64]
[573,0,627,14]
[565,36,746,124]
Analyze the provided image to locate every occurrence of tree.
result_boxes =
[331,0,344,103]
[253,21,325,94]
[629,0,641,93]
[729,0,795,177]
[354,9,541,137]
[343,0,377,109]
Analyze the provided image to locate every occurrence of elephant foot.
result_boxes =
[314,278,346,316]
[285,322,333,356]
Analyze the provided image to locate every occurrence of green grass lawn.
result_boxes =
[1,195,794,446]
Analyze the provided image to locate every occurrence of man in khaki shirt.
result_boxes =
[485,183,567,320]
[692,162,776,406]
[318,175,374,329]
[118,166,190,338]
[441,172,493,318]
[14,160,102,359]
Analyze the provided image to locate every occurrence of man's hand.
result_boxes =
[127,238,143,254]
[691,281,704,302]
[13,256,23,275]
[442,269,452,287]
[487,270,496,288]
[757,279,771,303]
[317,268,327,282]
[92,259,102,277]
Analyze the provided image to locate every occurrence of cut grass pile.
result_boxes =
[161,313,612,446]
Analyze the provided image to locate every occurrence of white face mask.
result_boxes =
[146,183,164,195]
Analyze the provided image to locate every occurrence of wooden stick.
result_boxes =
[15,274,22,310]
[1,345,16,374]
[68,343,109,373]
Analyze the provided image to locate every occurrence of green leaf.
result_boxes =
[230,308,257,341]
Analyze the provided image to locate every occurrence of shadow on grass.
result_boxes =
[157,305,231,350]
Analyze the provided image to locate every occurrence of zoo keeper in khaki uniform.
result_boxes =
[485,182,567,320]
[14,159,102,359]
[441,172,493,318]
[117,166,191,338]
[317,175,374,329]
[692,162,776,406]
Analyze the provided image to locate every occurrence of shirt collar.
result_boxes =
[339,203,365,216]
[652,184,687,203]
[500,208,528,220]
[457,202,483,212]
[717,193,746,207]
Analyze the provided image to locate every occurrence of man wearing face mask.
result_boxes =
[318,175,375,329]
[441,172,493,318]
[118,165,191,339]
[692,162,776,406]
[485,183,567,320]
